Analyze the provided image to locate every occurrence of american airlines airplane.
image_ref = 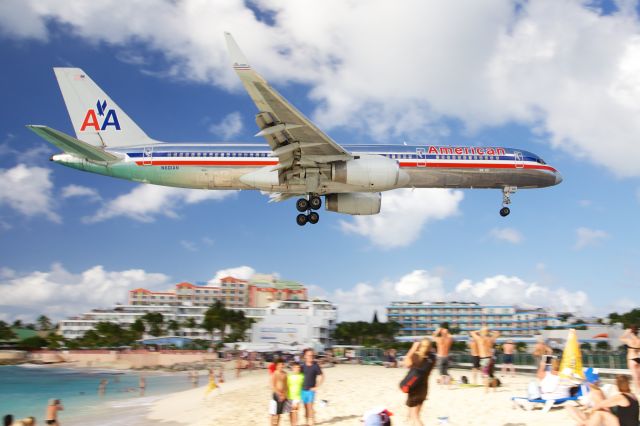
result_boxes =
[28,33,562,226]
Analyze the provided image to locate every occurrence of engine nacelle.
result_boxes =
[325,192,381,215]
[332,155,409,190]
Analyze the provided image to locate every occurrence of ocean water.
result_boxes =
[0,365,195,425]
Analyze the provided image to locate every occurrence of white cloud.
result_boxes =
[0,0,47,40]
[490,227,523,244]
[339,188,463,248]
[208,266,255,284]
[313,269,593,321]
[61,184,101,201]
[84,184,237,223]
[452,274,591,314]
[180,240,198,252]
[0,164,60,222]
[574,227,610,250]
[0,263,170,320]
[209,112,243,140]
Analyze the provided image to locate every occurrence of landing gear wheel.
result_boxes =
[309,196,322,210]
[296,214,308,226]
[296,198,309,212]
[308,212,320,224]
[499,207,511,217]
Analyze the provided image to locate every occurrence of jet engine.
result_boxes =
[332,155,409,190]
[325,192,381,215]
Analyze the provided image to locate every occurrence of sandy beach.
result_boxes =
[146,364,576,425]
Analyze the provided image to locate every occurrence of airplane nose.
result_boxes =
[555,172,563,185]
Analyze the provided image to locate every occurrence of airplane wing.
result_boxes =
[224,33,352,188]
[26,125,120,162]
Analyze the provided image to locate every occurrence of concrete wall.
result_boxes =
[0,350,27,362]
[29,350,218,368]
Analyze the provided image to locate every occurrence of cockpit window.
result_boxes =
[537,158,546,165]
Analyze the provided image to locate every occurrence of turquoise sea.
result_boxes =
[0,365,195,425]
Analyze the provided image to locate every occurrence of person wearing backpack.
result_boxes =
[401,339,436,426]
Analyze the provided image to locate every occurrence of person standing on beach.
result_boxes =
[236,356,243,378]
[139,375,146,397]
[98,379,108,396]
[468,336,480,385]
[403,339,436,426]
[501,340,516,378]
[301,348,324,426]
[45,399,63,425]
[269,359,288,426]
[470,327,500,392]
[203,368,218,399]
[287,362,304,426]
[432,328,453,386]
[190,370,199,388]
[620,326,640,391]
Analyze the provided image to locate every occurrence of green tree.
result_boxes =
[515,342,528,353]
[36,315,53,331]
[0,321,17,341]
[47,333,65,349]
[595,341,611,351]
[18,336,48,349]
[202,301,229,343]
[12,319,23,328]
[609,309,640,329]
[131,318,146,338]
[167,320,181,336]
[141,312,164,337]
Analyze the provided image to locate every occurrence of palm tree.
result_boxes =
[142,312,164,337]
[202,301,225,343]
[37,315,53,331]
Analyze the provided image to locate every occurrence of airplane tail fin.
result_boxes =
[53,67,156,148]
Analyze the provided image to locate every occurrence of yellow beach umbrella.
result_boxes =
[559,328,584,380]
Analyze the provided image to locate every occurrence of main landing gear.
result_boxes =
[500,186,517,217]
[296,195,322,226]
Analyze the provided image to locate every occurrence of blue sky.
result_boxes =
[0,1,639,322]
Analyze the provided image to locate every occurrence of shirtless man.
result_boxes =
[468,336,480,385]
[432,328,453,386]
[532,338,552,368]
[501,340,516,378]
[620,326,640,391]
[270,359,288,425]
[45,399,63,425]
[470,327,500,391]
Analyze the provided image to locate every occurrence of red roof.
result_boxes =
[176,282,197,289]
[220,276,248,283]
[130,288,152,294]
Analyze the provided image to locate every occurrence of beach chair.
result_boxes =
[511,395,580,413]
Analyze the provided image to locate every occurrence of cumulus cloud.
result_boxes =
[0,164,60,222]
[339,188,463,248]
[312,269,592,321]
[83,184,237,223]
[574,227,610,249]
[0,263,170,320]
[208,266,255,284]
[2,1,640,175]
[61,184,101,201]
[209,112,243,140]
[490,227,523,244]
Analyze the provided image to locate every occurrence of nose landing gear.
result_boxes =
[295,195,322,226]
[500,186,517,217]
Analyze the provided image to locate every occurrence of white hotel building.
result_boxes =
[387,301,561,337]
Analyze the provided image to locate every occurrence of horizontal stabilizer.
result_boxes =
[26,125,119,162]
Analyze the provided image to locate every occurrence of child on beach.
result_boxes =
[287,363,304,426]
[204,368,218,399]
[270,359,289,425]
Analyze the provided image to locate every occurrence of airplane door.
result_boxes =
[514,151,524,169]
[143,146,153,166]
[416,148,426,167]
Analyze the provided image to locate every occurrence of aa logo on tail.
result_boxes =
[80,100,121,131]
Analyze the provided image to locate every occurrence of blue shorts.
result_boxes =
[301,389,315,404]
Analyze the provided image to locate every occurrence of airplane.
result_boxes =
[27,33,562,226]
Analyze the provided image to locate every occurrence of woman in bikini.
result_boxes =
[620,326,640,391]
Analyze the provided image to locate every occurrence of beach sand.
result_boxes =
[146,365,575,425]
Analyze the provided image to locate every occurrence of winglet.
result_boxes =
[224,32,251,69]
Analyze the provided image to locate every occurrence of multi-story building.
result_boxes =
[129,278,249,309]
[248,276,308,308]
[251,299,337,350]
[387,301,560,337]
